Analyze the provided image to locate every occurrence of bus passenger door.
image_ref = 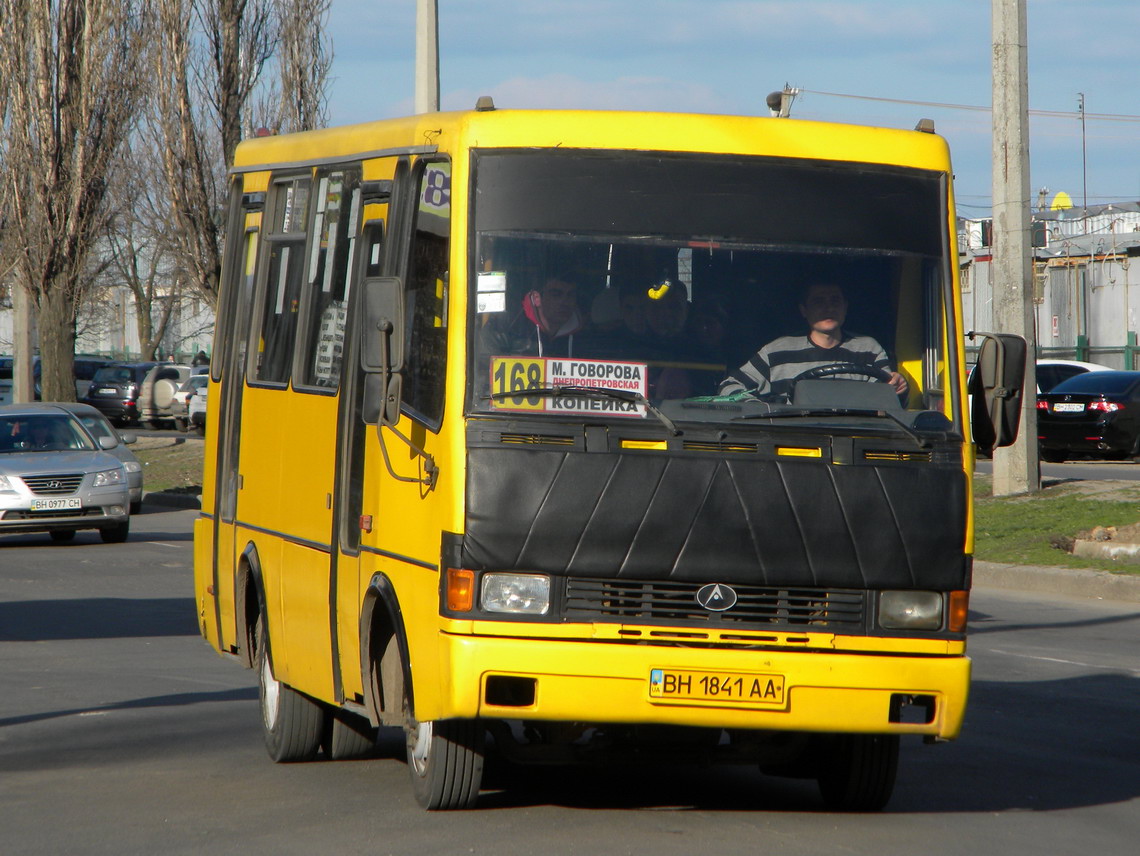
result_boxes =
[209,194,262,655]
[331,162,398,705]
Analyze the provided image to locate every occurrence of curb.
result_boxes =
[143,490,202,510]
[973,560,1140,603]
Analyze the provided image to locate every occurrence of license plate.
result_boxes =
[1052,402,1085,412]
[649,668,786,706]
[31,497,82,511]
[97,388,118,395]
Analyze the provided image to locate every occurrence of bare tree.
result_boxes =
[102,148,185,360]
[0,0,147,400]
[274,0,332,133]
[149,0,277,309]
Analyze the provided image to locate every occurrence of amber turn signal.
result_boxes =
[948,590,969,633]
[446,568,476,612]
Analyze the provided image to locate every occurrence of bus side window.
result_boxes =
[402,161,450,428]
[299,168,361,389]
[252,175,310,385]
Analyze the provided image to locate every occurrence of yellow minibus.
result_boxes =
[194,101,1023,811]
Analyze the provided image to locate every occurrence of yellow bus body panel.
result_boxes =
[427,632,969,739]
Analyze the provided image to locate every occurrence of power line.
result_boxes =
[799,89,1140,123]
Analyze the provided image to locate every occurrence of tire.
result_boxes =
[99,520,130,543]
[1040,449,1068,464]
[323,707,379,760]
[174,417,189,433]
[257,614,325,762]
[49,530,76,543]
[406,717,485,810]
[153,378,179,410]
[817,734,899,812]
[129,499,142,515]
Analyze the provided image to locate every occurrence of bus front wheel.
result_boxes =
[257,614,325,762]
[817,734,899,812]
[406,717,485,810]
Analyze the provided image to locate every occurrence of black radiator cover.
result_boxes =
[462,447,969,590]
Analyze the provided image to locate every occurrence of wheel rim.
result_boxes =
[408,720,433,775]
[261,653,280,730]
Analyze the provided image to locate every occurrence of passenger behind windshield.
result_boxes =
[478,275,586,359]
[719,281,908,402]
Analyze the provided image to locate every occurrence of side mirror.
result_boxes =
[968,331,1027,453]
[359,276,405,425]
[360,276,405,374]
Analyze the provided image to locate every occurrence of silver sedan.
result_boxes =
[0,404,131,543]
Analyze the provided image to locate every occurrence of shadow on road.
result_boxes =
[0,596,198,641]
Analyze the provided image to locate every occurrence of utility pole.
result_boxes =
[1078,92,1088,213]
[414,0,440,114]
[991,0,1039,495]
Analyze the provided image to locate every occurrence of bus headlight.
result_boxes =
[481,573,551,615]
[879,591,943,630]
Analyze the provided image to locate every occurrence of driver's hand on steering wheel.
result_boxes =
[887,371,908,395]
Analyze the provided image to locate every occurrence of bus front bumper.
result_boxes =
[429,631,971,740]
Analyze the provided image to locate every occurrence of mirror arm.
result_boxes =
[373,320,438,490]
[375,419,439,490]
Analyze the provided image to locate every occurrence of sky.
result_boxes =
[324,1,1140,219]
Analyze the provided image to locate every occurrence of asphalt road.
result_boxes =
[1,509,1138,856]
[974,457,1140,482]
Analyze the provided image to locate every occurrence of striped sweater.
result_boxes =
[718,332,892,399]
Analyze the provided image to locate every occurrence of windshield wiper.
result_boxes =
[733,407,930,448]
[487,385,680,436]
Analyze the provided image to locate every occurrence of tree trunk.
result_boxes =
[37,285,78,402]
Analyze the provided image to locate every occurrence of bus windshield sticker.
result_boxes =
[476,271,508,313]
[490,356,648,417]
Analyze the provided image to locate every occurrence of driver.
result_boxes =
[718,282,908,400]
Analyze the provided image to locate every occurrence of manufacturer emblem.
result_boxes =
[46,480,63,490]
[695,583,737,612]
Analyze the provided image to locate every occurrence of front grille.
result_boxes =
[563,579,866,630]
[682,440,759,454]
[863,449,933,462]
[499,433,575,446]
[22,474,84,495]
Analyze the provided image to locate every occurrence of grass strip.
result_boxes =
[973,475,1140,575]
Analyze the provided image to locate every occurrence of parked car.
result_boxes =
[188,381,208,433]
[1036,370,1140,462]
[171,374,208,432]
[80,362,164,426]
[0,355,112,401]
[57,402,144,513]
[1034,359,1113,393]
[72,356,115,399]
[138,364,195,428]
[0,403,131,542]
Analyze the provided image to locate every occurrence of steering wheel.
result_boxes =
[791,362,892,385]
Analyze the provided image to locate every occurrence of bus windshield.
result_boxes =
[469,150,956,434]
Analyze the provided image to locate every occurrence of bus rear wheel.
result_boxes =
[257,614,325,762]
[406,717,485,810]
[817,734,899,812]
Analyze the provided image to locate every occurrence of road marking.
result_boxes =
[987,647,1140,676]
